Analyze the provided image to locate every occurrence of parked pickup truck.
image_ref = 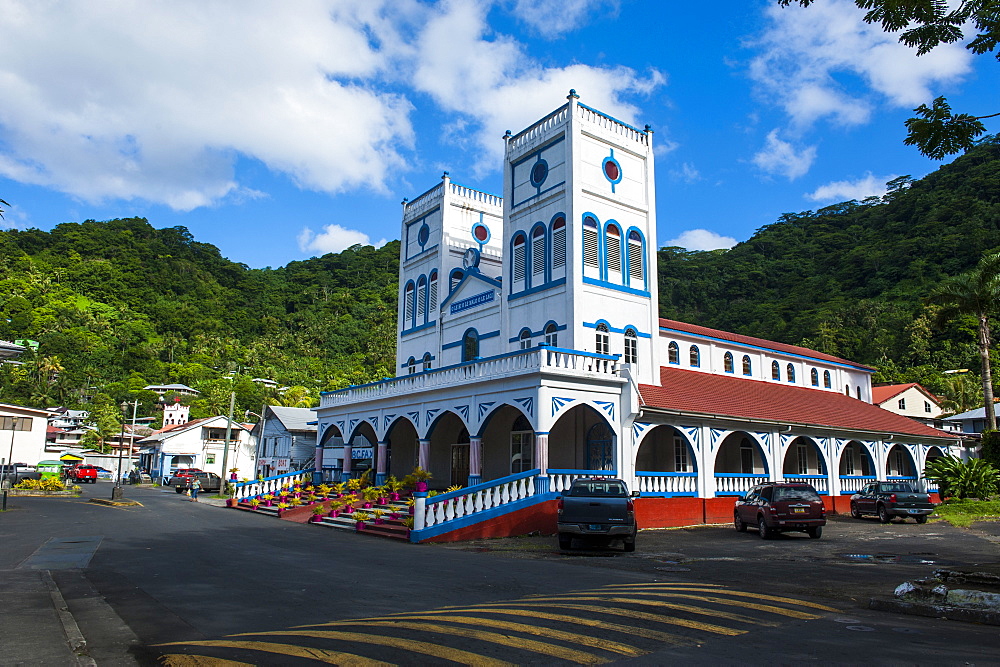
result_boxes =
[65,464,99,484]
[557,477,638,552]
[850,481,936,524]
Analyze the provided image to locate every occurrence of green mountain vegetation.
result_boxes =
[2,135,998,423]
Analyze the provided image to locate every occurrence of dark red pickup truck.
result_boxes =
[66,464,99,484]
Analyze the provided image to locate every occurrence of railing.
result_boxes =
[320,347,621,408]
[231,469,315,501]
[839,475,876,494]
[507,104,569,153]
[403,182,443,217]
[416,470,539,531]
[635,472,698,496]
[782,474,829,495]
[450,182,502,209]
[577,103,650,146]
[548,469,617,493]
[714,473,768,496]
[923,478,939,493]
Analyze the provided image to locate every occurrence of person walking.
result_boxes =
[190,476,202,502]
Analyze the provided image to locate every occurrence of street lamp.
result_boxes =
[113,400,139,501]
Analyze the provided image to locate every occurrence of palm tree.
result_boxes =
[928,252,1000,431]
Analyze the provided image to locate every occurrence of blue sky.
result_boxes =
[0,0,994,269]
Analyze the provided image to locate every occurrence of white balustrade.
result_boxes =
[576,104,649,146]
[233,470,313,500]
[635,473,697,495]
[422,474,536,529]
[449,183,502,209]
[714,474,768,495]
[782,475,829,494]
[508,105,570,153]
[838,476,875,495]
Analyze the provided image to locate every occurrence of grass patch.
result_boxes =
[931,498,1000,528]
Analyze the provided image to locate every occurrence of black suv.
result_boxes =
[734,482,826,539]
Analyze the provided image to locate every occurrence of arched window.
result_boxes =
[512,233,527,285]
[519,328,532,350]
[724,351,734,373]
[416,275,427,322]
[544,322,558,347]
[786,363,795,383]
[690,345,700,367]
[422,352,432,371]
[462,330,479,362]
[856,386,862,400]
[606,224,622,276]
[823,370,831,388]
[510,415,534,474]
[596,323,610,355]
[624,328,638,364]
[810,368,819,386]
[406,356,416,375]
[845,384,850,396]
[531,225,546,282]
[742,355,752,376]
[403,282,414,326]
[771,361,780,380]
[551,217,566,270]
[627,230,644,284]
[583,217,599,268]
[668,341,679,364]
[450,269,463,292]
[428,270,438,314]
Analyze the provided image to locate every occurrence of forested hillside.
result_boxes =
[659,135,1000,398]
[2,136,998,421]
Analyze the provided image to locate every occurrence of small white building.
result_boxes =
[251,406,318,477]
[1,402,55,469]
[873,383,960,433]
[139,416,254,480]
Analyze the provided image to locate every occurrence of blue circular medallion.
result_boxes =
[529,159,548,188]
[418,223,430,247]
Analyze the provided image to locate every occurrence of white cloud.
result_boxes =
[670,162,701,183]
[508,0,619,39]
[806,172,897,202]
[0,0,663,213]
[753,130,817,180]
[298,224,387,255]
[749,0,972,128]
[665,229,737,251]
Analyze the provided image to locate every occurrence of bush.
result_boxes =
[981,430,1000,470]
[925,455,1000,499]
[13,478,70,492]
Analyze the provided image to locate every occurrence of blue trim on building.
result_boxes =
[582,321,651,338]
[400,320,436,337]
[581,276,651,297]
[513,181,566,209]
[508,277,566,302]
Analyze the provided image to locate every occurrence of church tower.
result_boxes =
[396,172,504,376]
[501,91,660,384]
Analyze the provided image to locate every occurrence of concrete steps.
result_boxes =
[235,496,413,541]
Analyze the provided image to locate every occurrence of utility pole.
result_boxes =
[219,391,236,497]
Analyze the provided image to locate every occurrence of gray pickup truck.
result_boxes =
[557,477,639,552]
[849,481,936,523]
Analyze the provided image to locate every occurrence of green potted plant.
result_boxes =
[276,501,290,517]
[332,482,346,498]
[262,493,275,507]
[385,475,404,500]
[372,508,385,525]
[310,506,325,523]
[249,498,261,510]
[361,486,381,508]
[354,511,371,530]
[403,516,415,538]
[404,467,432,492]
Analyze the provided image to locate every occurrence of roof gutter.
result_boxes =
[637,406,957,443]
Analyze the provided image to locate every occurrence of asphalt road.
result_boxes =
[2,483,1000,665]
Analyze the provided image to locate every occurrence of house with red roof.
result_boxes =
[871,383,959,433]
[306,95,959,541]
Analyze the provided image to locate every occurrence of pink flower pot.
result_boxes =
[377,497,387,505]
[374,518,384,525]
[409,506,414,515]
[344,506,354,514]
[310,515,322,523]
[328,510,340,518]
[355,521,366,531]
[264,500,273,506]
[390,512,400,520]
[389,492,400,501]
[415,482,428,492]
[363,502,372,508]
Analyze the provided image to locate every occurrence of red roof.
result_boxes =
[871,383,939,406]
[639,366,951,439]
[658,318,873,371]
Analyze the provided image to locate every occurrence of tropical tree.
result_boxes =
[938,372,982,416]
[927,253,1000,430]
[778,0,999,158]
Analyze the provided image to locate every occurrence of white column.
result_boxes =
[698,425,714,498]
[342,444,352,479]
[534,433,549,475]
[418,439,431,471]
[469,436,482,485]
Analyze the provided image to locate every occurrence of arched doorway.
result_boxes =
[781,436,829,494]
[886,444,918,479]
[922,445,947,493]
[317,424,345,482]
[384,417,418,483]
[425,411,469,491]
[548,404,618,491]
[634,425,697,495]
[714,432,769,496]
[838,440,875,494]
[345,421,377,482]
[478,405,535,484]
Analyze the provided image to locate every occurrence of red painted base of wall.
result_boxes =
[635,497,705,528]
[424,500,559,543]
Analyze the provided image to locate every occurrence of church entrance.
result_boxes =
[451,444,470,487]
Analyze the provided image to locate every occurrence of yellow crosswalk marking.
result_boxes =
[609,592,822,619]
[403,607,699,647]
[603,584,839,612]
[468,596,773,629]
[168,634,507,666]
[249,626,606,664]
[156,640,391,665]
[366,615,645,657]
[160,654,256,667]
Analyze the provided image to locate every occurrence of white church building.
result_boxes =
[313,92,957,542]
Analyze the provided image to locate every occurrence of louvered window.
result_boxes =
[606,225,621,274]
[513,234,526,283]
[583,217,598,267]
[531,227,545,279]
[416,277,427,321]
[627,230,643,282]
[404,284,414,325]
[428,271,438,312]
[552,218,566,269]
